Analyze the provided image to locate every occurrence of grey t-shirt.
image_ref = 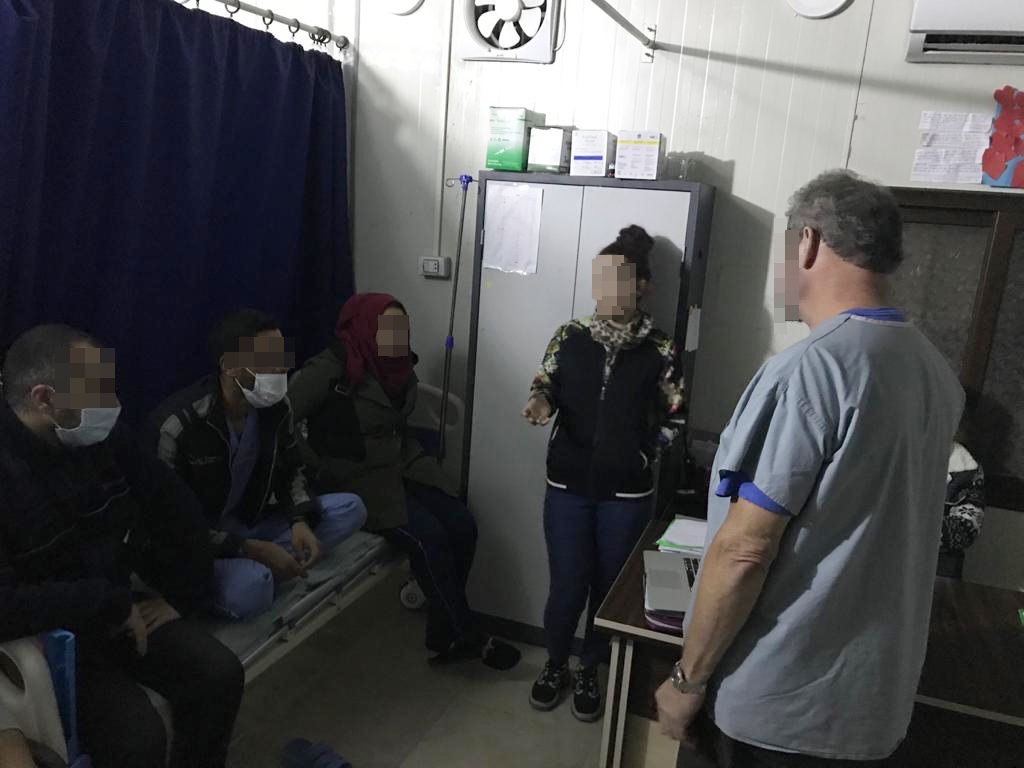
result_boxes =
[687,312,964,760]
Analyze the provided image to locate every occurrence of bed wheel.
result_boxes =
[400,579,427,611]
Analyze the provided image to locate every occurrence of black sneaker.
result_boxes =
[571,666,602,722]
[529,661,570,711]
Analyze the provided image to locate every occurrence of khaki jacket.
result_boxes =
[288,347,454,530]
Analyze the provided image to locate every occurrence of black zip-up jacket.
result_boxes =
[148,376,321,559]
[531,317,685,501]
[0,404,212,642]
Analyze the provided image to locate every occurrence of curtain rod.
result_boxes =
[180,0,350,50]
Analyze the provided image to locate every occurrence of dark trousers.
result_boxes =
[543,487,651,670]
[77,619,244,768]
[678,712,896,768]
[384,480,479,653]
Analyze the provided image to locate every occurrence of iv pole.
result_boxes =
[437,174,474,463]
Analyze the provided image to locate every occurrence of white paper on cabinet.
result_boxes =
[482,185,543,276]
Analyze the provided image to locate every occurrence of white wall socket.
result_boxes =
[420,256,452,279]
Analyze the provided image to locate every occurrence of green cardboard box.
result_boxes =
[487,107,545,172]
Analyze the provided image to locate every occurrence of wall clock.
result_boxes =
[391,0,426,16]
[787,0,853,19]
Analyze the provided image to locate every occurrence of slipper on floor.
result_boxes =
[427,635,522,671]
[282,737,353,768]
[427,636,480,666]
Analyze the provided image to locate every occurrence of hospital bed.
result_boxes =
[0,383,462,766]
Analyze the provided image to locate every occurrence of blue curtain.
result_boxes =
[0,0,352,422]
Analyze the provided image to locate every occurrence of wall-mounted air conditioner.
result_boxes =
[907,0,1024,65]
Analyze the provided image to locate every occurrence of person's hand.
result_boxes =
[120,604,149,657]
[243,539,305,580]
[656,679,705,749]
[290,521,322,570]
[136,597,180,634]
[661,378,686,414]
[521,395,552,426]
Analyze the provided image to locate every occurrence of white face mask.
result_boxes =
[237,370,287,409]
[53,405,122,448]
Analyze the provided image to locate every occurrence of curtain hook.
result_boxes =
[226,0,240,16]
[262,9,274,29]
[288,19,300,38]
[335,36,350,52]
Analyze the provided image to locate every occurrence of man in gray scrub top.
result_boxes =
[657,170,964,767]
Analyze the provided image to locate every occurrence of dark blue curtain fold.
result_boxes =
[0,0,352,421]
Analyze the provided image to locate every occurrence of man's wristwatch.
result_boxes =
[669,661,707,695]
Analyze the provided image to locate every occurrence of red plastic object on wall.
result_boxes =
[983,86,1024,189]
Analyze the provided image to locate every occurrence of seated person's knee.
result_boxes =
[316,492,368,544]
[115,704,168,765]
[213,558,274,620]
[197,642,246,701]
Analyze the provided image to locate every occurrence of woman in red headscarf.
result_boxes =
[289,293,520,670]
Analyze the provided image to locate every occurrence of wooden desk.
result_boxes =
[917,578,1024,724]
[594,519,677,768]
[594,520,1024,768]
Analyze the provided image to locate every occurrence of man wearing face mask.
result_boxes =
[0,324,244,768]
[149,309,367,620]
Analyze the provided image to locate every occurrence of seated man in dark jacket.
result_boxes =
[149,309,366,620]
[0,324,243,768]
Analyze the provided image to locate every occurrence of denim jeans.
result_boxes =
[543,487,651,669]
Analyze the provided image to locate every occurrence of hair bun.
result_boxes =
[617,225,654,250]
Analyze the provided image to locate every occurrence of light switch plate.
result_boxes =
[421,256,452,279]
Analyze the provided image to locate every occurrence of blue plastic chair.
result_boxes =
[42,630,92,768]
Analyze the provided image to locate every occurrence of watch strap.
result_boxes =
[670,661,708,695]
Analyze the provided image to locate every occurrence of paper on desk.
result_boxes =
[482,184,543,275]
[657,516,708,553]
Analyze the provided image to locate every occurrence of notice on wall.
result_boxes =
[910,111,992,184]
[482,184,543,275]
[684,307,701,352]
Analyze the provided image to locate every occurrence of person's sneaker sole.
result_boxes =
[571,700,603,722]
[529,690,566,712]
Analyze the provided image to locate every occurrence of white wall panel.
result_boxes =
[278,0,1021,446]
[849,0,1024,190]
[252,0,1024,592]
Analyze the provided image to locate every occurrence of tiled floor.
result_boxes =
[229,570,603,768]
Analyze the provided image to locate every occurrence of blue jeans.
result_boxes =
[383,480,478,653]
[212,493,367,619]
[543,487,652,669]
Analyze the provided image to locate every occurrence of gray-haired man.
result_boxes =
[658,170,964,766]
